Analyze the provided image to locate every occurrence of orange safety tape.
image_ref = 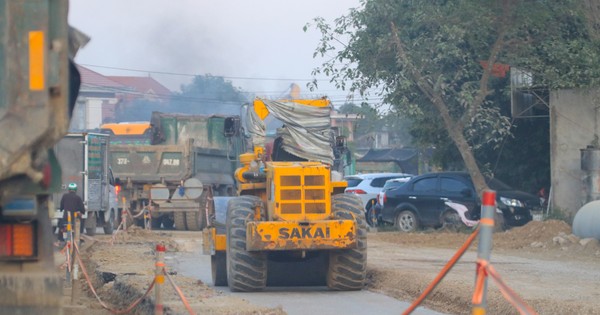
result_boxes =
[471,259,489,305]
[73,241,156,314]
[163,267,197,315]
[111,220,124,245]
[484,264,539,315]
[60,243,69,255]
[479,218,494,226]
[402,227,480,315]
[131,208,146,218]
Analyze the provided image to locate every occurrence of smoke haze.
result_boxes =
[69,0,361,99]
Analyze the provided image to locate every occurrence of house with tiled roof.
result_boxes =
[69,66,130,131]
[107,76,171,101]
[69,66,172,131]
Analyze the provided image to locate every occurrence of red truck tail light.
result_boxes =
[0,223,36,259]
[346,189,367,194]
[383,192,387,204]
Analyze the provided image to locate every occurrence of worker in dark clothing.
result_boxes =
[58,182,86,241]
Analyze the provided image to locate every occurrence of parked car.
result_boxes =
[369,177,413,226]
[380,171,541,232]
[344,173,414,212]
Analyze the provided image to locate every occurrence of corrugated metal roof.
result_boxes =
[358,148,418,162]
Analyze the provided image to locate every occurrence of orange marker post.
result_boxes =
[155,243,166,315]
[472,190,496,315]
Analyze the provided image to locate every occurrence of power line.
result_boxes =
[80,63,323,82]
[81,82,388,105]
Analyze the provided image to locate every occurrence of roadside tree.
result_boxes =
[307,0,600,194]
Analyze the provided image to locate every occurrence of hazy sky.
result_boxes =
[68,1,363,103]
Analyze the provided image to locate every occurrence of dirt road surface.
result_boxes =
[58,220,600,315]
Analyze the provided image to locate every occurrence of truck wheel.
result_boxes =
[151,216,162,229]
[211,251,227,286]
[226,195,267,292]
[174,212,187,231]
[162,216,175,230]
[185,211,205,231]
[327,194,367,291]
[103,210,115,235]
[86,212,97,236]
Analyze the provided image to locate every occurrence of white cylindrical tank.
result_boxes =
[573,200,600,239]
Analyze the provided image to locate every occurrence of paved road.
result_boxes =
[172,251,446,315]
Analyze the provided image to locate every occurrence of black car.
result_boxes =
[380,171,541,232]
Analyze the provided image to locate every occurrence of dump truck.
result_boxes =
[51,132,118,236]
[104,112,244,231]
[203,98,367,291]
[0,1,85,313]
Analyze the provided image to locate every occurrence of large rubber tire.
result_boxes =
[185,212,204,231]
[395,209,419,232]
[103,210,115,235]
[211,251,228,286]
[226,195,267,292]
[327,194,367,291]
[85,212,97,236]
[174,212,187,231]
[186,192,209,231]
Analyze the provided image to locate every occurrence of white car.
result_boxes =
[344,173,414,211]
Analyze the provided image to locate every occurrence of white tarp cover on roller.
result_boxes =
[247,98,334,165]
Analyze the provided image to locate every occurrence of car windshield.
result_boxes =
[345,178,363,188]
[383,180,408,190]
[485,177,513,191]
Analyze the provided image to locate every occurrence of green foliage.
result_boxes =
[307,0,600,190]
[115,75,248,120]
[178,75,246,103]
[168,75,247,115]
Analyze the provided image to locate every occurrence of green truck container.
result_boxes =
[110,112,244,231]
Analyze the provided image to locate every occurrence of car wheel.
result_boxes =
[395,210,418,232]
[441,210,462,232]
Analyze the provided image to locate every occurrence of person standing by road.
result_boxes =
[58,182,86,241]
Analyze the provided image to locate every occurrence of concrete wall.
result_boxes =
[550,88,600,216]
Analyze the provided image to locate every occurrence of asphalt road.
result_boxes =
[172,251,446,315]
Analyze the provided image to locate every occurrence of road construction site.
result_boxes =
[59,220,600,315]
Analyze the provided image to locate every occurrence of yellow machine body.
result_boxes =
[209,98,353,253]
[244,161,353,251]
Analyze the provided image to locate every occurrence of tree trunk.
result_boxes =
[445,121,489,196]
[390,22,491,197]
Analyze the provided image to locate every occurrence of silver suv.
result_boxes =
[344,173,414,211]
